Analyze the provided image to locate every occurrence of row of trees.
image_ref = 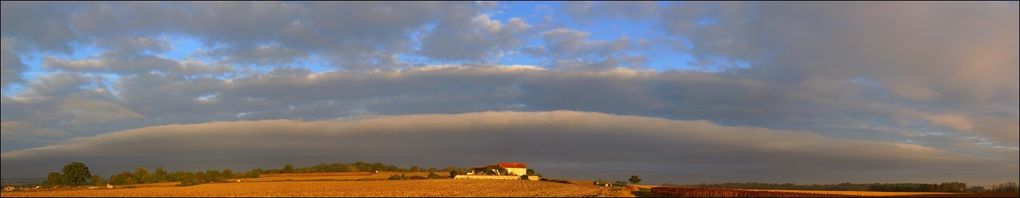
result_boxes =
[106,167,251,186]
[667,182,1020,193]
[989,182,1019,193]
[42,161,462,187]
[283,161,461,174]
[867,182,968,192]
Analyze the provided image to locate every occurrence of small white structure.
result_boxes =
[106,184,114,189]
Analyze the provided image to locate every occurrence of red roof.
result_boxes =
[497,162,527,168]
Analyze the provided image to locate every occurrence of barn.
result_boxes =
[468,162,528,176]
[457,162,539,180]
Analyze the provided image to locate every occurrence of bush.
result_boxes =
[541,178,571,184]
[629,175,641,184]
[45,172,63,186]
[388,174,405,180]
[427,171,444,179]
[408,176,426,180]
[448,170,463,178]
[282,164,295,173]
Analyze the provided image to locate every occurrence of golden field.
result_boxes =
[0,179,622,197]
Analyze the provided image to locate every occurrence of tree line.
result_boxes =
[662,182,1019,193]
[42,161,465,187]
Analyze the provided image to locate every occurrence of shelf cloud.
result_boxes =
[4,111,1012,184]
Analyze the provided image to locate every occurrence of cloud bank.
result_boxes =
[3,111,1013,185]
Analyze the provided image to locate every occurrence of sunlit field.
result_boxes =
[1,179,622,197]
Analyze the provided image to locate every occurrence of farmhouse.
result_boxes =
[468,162,528,176]
[455,162,540,180]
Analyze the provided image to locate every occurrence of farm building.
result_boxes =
[467,162,528,176]
[456,162,540,180]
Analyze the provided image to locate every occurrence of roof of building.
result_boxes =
[496,162,527,168]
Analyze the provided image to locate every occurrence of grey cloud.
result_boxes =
[562,1,661,23]
[1,72,142,150]
[539,28,627,58]
[91,37,172,55]
[3,66,1015,155]
[3,111,1012,185]
[42,53,232,75]
[42,37,233,75]
[529,28,641,70]
[661,2,1019,105]
[652,1,1019,149]
[420,14,531,61]
[1,38,26,88]
[0,2,78,52]
[4,2,492,70]
[200,44,308,66]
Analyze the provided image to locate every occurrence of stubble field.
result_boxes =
[1,179,620,197]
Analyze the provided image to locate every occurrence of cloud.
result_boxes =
[3,2,497,70]
[3,111,1012,185]
[1,38,27,88]
[419,13,531,61]
[527,28,642,70]
[660,2,1019,105]
[0,2,79,52]
[3,66,1015,155]
[199,44,308,66]
[562,1,661,23]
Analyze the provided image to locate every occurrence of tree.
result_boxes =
[134,167,150,183]
[154,166,168,182]
[194,172,207,183]
[61,162,92,186]
[410,165,420,172]
[338,164,357,172]
[123,177,136,185]
[991,182,1018,193]
[206,170,222,182]
[282,164,295,173]
[449,170,463,178]
[628,175,642,185]
[526,169,537,176]
[45,172,64,186]
[223,169,233,179]
[109,171,134,185]
[91,175,106,186]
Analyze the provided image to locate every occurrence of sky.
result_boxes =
[1,1,1018,186]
